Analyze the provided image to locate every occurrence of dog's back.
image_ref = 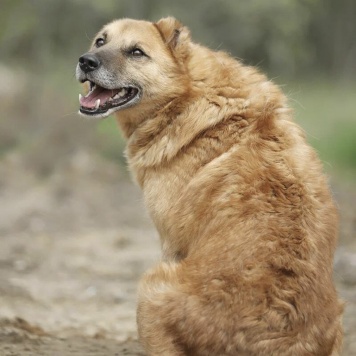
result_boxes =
[76,17,343,355]
[131,24,343,356]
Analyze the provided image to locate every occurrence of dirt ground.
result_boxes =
[0,150,355,356]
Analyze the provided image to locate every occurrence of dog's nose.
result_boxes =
[78,53,101,73]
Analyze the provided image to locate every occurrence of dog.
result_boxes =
[76,17,343,356]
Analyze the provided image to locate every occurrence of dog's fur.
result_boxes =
[78,17,343,355]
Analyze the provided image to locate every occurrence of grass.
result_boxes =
[97,117,127,165]
[3,63,353,182]
[287,82,356,180]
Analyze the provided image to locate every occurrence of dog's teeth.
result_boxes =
[95,99,100,109]
[113,88,127,100]
[79,94,83,101]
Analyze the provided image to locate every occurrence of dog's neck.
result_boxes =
[115,45,286,188]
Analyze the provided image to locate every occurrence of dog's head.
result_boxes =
[76,17,191,119]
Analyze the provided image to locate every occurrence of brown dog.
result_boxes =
[76,17,343,356]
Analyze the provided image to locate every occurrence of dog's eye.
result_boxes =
[131,48,145,57]
[95,38,105,48]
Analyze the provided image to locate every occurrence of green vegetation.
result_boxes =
[289,83,356,178]
[0,0,354,179]
[97,118,127,165]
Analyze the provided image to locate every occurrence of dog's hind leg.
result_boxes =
[137,262,189,356]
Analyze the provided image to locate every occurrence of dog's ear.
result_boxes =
[155,17,190,59]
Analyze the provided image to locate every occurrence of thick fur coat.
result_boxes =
[77,17,343,356]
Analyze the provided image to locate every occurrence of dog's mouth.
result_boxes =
[79,81,140,116]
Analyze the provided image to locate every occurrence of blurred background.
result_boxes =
[0,1,355,355]
[1,0,356,175]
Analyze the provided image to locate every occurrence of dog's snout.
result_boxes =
[78,53,101,73]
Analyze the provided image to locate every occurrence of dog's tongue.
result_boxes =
[80,86,120,108]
